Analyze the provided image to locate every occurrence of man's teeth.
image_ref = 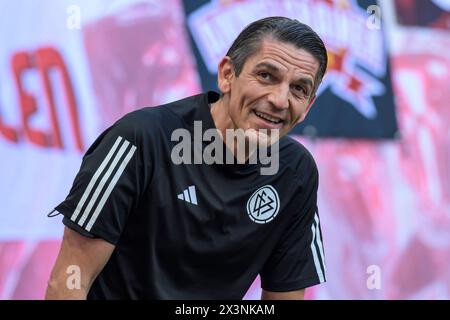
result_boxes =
[255,111,281,124]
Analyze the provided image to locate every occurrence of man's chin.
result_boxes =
[248,128,281,147]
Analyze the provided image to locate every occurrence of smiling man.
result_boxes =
[46,16,328,300]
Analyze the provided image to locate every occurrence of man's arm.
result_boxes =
[45,226,115,299]
[261,289,305,300]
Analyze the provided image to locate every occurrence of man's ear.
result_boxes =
[217,56,234,94]
[295,94,316,124]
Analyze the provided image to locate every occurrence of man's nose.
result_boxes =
[267,85,289,110]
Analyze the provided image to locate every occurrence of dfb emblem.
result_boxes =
[246,185,280,224]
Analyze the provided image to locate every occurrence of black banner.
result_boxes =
[0,300,437,319]
[182,0,398,139]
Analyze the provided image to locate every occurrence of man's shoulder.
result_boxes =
[116,93,205,132]
[279,135,314,162]
[278,135,318,178]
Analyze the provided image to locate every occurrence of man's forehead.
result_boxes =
[246,39,319,76]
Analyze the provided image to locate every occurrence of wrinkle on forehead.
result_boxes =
[253,39,319,81]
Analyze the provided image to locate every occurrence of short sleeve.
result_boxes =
[260,161,326,292]
[53,113,150,245]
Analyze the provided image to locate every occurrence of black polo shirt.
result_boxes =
[53,91,326,299]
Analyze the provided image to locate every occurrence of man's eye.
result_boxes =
[259,72,271,80]
[293,85,306,95]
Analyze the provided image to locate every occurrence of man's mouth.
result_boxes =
[253,110,283,125]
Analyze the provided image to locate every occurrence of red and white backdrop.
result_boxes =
[0,0,449,299]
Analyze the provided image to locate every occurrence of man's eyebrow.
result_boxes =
[295,77,314,91]
[253,62,281,73]
[254,61,315,90]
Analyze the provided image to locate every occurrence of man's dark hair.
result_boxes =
[226,16,328,94]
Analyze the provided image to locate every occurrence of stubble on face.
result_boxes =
[212,38,320,158]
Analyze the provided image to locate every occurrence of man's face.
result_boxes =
[218,38,320,144]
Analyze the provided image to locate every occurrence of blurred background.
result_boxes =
[0,0,449,299]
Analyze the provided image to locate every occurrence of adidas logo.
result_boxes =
[177,185,198,205]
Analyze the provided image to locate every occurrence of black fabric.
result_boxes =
[54,91,326,299]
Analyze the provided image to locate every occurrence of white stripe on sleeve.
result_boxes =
[85,145,137,231]
[77,140,130,227]
[70,136,123,222]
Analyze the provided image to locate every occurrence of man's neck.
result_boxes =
[210,97,253,162]
[210,98,231,140]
